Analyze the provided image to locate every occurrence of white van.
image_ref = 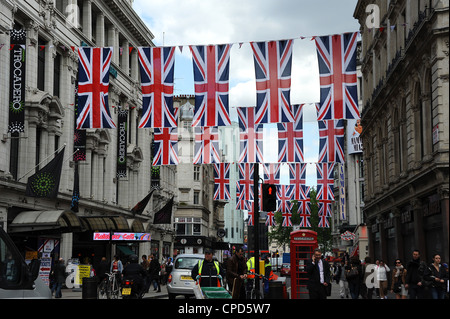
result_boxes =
[0,227,51,299]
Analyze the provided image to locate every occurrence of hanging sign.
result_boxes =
[117,107,128,178]
[347,119,363,154]
[8,28,27,134]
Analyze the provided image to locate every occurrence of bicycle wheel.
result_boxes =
[111,277,120,299]
[97,279,108,299]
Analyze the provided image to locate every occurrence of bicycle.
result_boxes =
[98,272,120,299]
[246,272,268,299]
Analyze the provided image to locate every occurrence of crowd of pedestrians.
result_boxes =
[328,249,448,299]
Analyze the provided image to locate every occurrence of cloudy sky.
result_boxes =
[133,0,360,185]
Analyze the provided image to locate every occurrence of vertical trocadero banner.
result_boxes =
[117,107,128,178]
[8,28,27,134]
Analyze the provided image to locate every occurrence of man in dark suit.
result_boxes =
[306,248,331,299]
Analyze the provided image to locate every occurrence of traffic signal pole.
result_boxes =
[253,163,260,297]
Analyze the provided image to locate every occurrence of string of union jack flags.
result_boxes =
[76,31,360,228]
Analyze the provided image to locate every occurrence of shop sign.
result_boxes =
[293,237,315,241]
[93,232,110,240]
[93,232,151,241]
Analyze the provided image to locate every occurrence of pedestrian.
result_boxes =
[148,254,161,292]
[376,260,390,299]
[335,260,349,298]
[226,247,248,299]
[405,249,427,299]
[390,259,407,299]
[305,248,331,299]
[110,255,123,286]
[163,257,174,285]
[191,249,225,288]
[53,258,66,298]
[140,255,150,290]
[346,256,363,299]
[96,256,109,284]
[424,254,448,299]
[363,256,376,299]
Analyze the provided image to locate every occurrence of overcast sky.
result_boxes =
[133,0,361,186]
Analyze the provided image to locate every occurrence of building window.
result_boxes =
[193,191,200,205]
[53,53,61,97]
[175,218,202,236]
[194,166,200,181]
[37,38,46,91]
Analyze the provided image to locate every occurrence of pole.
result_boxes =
[253,163,260,297]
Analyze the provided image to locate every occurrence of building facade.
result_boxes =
[0,0,176,267]
[173,96,226,258]
[354,0,449,264]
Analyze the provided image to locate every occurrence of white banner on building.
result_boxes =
[347,119,363,154]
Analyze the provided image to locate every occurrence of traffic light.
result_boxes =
[262,184,277,212]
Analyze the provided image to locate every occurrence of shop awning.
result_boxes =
[80,216,130,232]
[9,210,82,233]
[128,219,145,232]
[116,245,135,256]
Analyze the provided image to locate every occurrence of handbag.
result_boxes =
[393,279,402,293]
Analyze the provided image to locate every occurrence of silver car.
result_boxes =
[167,254,204,299]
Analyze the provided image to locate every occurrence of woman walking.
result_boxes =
[390,259,407,299]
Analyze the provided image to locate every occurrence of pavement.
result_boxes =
[56,279,396,300]
[55,286,169,299]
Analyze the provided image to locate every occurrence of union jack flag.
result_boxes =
[236,181,249,210]
[190,44,232,127]
[288,163,307,200]
[194,127,221,164]
[265,211,276,227]
[238,163,254,202]
[237,107,264,163]
[318,119,345,163]
[318,199,333,228]
[277,185,293,213]
[138,47,177,128]
[316,162,335,201]
[298,187,312,228]
[263,163,281,184]
[152,128,179,166]
[319,200,333,218]
[315,32,360,120]
[214,163,231,201]
[278,104,304,162]
[318,213,331,228]
[298,185,311,216]
[247,201,255,226]
[77,47,115,129]
[281,211,292,227]
[250,40,295,124]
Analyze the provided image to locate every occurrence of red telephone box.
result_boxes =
[290,230,318,299]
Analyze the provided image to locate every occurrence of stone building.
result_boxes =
[353,0,449,264]
[173,96,227,257]
[0,0,176,266]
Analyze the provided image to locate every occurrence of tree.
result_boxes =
[268,187,333,253]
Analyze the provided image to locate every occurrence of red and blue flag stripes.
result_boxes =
[190,44,232,127]
[138,47,177,128]
[214,163,231,201]
[237,107,264,163]
[77,47,115,129]
[250,40,295,124]
[315,32,360,120]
